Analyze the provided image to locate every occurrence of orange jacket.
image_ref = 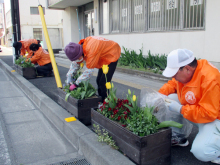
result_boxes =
[159,59,220,123]
[78,36,121,69]
[30,47,51,66]
[19,39,38,58]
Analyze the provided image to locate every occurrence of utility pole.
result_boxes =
[10,0,21,61]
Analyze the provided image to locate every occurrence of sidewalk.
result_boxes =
[0,59,135,165]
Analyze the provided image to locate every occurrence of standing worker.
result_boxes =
[64,36,121,103]
[13,39,40,58]
[159,49,220,164]
[29,43,53,77]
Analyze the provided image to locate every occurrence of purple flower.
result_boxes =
[21,61,24,64]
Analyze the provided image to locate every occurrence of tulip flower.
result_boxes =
[128,89,131,95]
[133,95,136,102]
[102,65,109,74]
[106,82,111,89]
[80,63,84,68]
[111,83,114,88]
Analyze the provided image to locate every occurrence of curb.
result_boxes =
[0,59,135,165]
[54,54,171,82]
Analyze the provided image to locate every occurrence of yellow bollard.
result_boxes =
[38,5,62,88]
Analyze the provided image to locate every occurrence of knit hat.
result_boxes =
[163,49,195,77]
[64,42,83,61]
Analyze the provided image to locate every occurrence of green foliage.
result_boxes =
[118,46,168,74]
[15,57,34,68]
[126,105,183,137]
[93,124,119,150]
[64,80,96,100]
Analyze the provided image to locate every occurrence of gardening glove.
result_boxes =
[165,99,182,114]
[69,84,78,91]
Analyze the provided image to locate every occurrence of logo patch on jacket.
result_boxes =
[185,91,196,104]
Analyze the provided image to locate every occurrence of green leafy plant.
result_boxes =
[63,64,96,100]
[64,80,96,100]
[93,124,119,150]
[15,57,34,68]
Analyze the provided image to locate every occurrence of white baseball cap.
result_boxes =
[163,49,195,77]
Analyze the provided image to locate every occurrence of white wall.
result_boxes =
[95,0,220,67]
[19,0,63,49]
[63,6,79,46]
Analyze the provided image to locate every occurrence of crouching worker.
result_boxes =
[29,43,53,77]
[159,49,220,164]
[13,39,40,58]
[64,36,121,102]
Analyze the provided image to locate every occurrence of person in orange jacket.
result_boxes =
[159,49,220,164]
[29,43,53,77]
[13,39,40,58]
[64,36,121,102]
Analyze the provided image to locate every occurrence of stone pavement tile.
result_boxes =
[0,121,11,165]
[6,110,77,165]
[0,96,35,114]
[0,81,24,98]
[0,69,9,81]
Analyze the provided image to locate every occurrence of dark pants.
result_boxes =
[36,63,53,76]
[96,60,118,102]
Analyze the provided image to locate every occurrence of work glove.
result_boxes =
[69,84,78,91]
[165,99,182,113]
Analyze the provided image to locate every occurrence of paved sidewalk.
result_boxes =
[0,59,135,165]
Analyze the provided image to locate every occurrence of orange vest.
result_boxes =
[78,36,121,69]
[30,47,51,66]
[19,39,38,58]
[159,59,220,123]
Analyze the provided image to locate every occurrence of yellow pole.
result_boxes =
[38,5,62,88]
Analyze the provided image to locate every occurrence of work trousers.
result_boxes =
[96,60,118,102]
[169,94,220,162]
[36,63,53,76]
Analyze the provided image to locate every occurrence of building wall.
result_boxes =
[19,0,63,49]
[95,0,220,69]
[63,6,79,46]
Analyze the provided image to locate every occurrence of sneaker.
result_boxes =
[211,157,220,164]
[172,136,189,147]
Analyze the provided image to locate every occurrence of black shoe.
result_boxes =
[172,135,189,147]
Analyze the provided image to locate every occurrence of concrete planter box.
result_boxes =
[91,108,172,165]
[15,64,36,79]
[57,88,102,125]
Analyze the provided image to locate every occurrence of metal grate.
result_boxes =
[49,158,91,165]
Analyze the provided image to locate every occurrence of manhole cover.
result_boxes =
[49,157,91,165]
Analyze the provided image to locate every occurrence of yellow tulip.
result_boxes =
[133,95,136,102]
[80,63,84,68]
[128,89,131,95]
[105,82,111,89]
[102,65,109,74]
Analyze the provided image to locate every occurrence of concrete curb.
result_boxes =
[0,59,135,165]
[54,54,170,82]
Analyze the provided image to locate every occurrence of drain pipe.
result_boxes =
[76,8,81,40]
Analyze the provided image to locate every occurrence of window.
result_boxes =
[99,0,206,34]
[33,28,42,40]
[30,7,45,15]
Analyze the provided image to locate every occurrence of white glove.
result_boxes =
[165,99,182,113]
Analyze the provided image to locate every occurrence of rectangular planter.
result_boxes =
[15,64,36,79]
[57,88,102,125]
[91,108,172,165]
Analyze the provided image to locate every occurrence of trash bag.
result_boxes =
[140,87,193,138]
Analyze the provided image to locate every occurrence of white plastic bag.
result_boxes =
[140,87,193,138]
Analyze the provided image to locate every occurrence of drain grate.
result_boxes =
[49,157,91,165]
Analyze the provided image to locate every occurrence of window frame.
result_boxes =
[30,7,45,15]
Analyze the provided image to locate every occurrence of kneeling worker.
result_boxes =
[29,43,53,77]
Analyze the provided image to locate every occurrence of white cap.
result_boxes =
[163,49,195,77]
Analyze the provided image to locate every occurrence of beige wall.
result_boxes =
[94,0,220,68]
